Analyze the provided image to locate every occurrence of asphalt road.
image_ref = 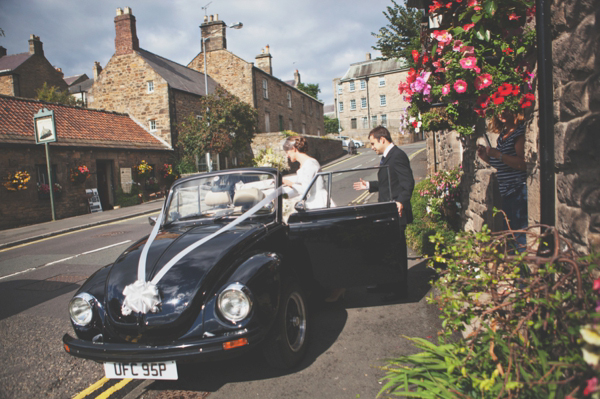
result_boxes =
[0,142,436,399]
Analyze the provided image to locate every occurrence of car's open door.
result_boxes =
[287,167,404,289]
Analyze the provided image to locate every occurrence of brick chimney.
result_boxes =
[29,35,44,56]
[93,61,103,79]
[255,45,272,75]
[114,7,140,55]
[294,69,301,87]
[200,14,227,52]
[55,67,64,77]
[0,46,6,57]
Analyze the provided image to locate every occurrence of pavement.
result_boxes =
[0,147,427,250]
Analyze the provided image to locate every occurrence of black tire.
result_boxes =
[262,282,309,369]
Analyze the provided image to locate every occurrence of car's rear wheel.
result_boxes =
[262,282,308,369]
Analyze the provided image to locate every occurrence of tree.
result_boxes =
[177,86,258,170]
[324,115,341,134]
[372,0,423,61]
[36,83,81,106]
[296,82,321,100]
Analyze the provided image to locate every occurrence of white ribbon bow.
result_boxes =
[121,280,161,316]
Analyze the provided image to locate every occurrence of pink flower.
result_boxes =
[453,80,468,93]
[442,84,451,95]
[453,40,463,51]
[459,56,478,69]
[474,73,493,90]
[460,45,475,57]
[594,278,600,292]
[463,23,475,31]
[508,13,520,20]
[398,82,410,94]
[584,377,598,396]
[434,30,453,45]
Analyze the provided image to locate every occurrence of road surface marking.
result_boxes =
[72,377,110,399]
[95,378,132,399]
[409,147,426,160]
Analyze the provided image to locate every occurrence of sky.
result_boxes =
[0,0,397,107]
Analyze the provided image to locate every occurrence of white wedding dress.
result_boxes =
[283,158,331,211]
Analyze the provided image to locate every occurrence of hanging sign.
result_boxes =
[34,108,57,144]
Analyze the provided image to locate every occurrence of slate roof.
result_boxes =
[0,53,32,73]
[64,74,89,86]
[323,104,335,114]
[0,95,171,150]
[68,78,94,94]
[138,49,218,96]
[340,58,409,81]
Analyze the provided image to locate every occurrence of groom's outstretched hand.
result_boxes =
[353,178,367,190]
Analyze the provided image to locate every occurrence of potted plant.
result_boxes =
[134,160,153,182]
[37,182,62,199]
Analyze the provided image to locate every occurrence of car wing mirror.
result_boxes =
[294,200,306,212]
[148,216,157,226]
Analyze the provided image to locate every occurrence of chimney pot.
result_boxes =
[366,52,371,60]
[215,14,218,21]
[209,15,214,22]
[116,8,123,16]
[265,44,270,54]
[29,35,44,56]
[204,15,208,22]
[124,6,132,14]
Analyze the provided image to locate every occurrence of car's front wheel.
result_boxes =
[262,282,308,369]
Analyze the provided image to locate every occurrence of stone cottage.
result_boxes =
[0,95,172,230]
[0,35,69,99]
[188,15,325,137]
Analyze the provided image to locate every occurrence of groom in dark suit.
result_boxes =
[353,126,414,300]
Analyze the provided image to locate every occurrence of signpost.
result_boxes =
[34,108,57,221]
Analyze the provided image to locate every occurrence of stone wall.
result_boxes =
[424,129,464,176]
[0,75,16,97]
[250,133,344,173]
[0,144,172,230]
[89,53,173,146]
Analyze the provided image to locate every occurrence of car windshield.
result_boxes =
[164,171,278,225]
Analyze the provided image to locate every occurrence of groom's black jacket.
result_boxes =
[369,145,415,225]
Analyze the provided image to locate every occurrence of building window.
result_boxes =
[279,115,284,131]
[361,97,367,109]
[380,95,387,106]
[149,120,156,131]
[360,80,366,90]
[372,115,377,127]
[147,81,154,93]
[339,102,344,112]
[379,77,386,87]
[317,129,321,136]
[381,114,387,127]
[263,79,269,99]
[287,91,292,108]
[349,81,355,92]
[289,119,293,131]
[337,84,342,94]
[36,164,58,186]
[350,99,356,110]
[351,118,357,129]
[265,112,270,132]
[362,117,368,129]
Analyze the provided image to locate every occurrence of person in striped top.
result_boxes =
[477,110,528,251]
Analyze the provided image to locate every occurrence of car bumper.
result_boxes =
[63,328,266,363]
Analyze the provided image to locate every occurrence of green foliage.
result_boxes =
[177,86,257,169]
[252,148,289,171]
[36,82,81,106]
[296,82,321,100]
[324,115,341,134]
[372,0,423,61]
[115,185,142,208]
[380,227,600,398]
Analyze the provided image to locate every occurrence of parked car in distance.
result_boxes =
[337,135,364,148]
[63,167,405,379]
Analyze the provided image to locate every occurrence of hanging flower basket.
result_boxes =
[3,170,31,191]
[70,165,90,184]
[134,160,153,181]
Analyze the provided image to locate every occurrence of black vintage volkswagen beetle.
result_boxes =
[63,167,404,379]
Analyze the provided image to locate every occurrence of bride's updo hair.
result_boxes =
[282,135,308,153]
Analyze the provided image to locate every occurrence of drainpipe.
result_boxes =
[535,0,555,243]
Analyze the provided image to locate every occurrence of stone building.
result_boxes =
[333,54,412,143]
[88,7,219,151]
[0,95,172,230]
[0,35,68,98]
[188,15,325,136]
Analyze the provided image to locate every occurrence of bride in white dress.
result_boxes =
[281,136,330,210]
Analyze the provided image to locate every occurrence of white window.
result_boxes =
[381,114,387,127]
[339,102,344,112]
[264,112,270,132]
[362,117,368,129]
[351,118,357,129]
[350,99,356,110]
[263,79,269,99]
[379,77,386,87]
[287,91,292,108]
[372,115,377,127]
[337,84,342,94]
[380,95,387,106]
[147,81,154,93]
[360,80,366,90]
[349,81,355,92]
[361,97,367,109]
[149,120,156,131]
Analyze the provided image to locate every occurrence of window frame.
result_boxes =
[350,99,356,111]
[361,97,367,109]
[349,81,355,92]
[360,80,366,90]
[379,77,386,87]
[339,101,344,112]
[149,119,157,131]
[263,79,269,99]
[287,91,292,108]
[380,95,387,107]
[147,81,154,93]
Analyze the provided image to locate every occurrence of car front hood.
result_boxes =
[104,221,266,339]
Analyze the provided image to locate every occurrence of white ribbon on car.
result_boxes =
[121,185,284,316]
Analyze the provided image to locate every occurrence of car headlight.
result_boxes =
[69,293,95,326]
[218,283,252,323]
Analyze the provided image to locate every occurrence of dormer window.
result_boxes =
[147,81,154,93]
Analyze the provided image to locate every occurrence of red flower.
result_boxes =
[497,83,513,97]
[593,278,600,292]
[463,23,475,32]
[423,55,430,64]
[584,377,598,396]
[412,50,420,64]
[407,68,417,84]
[453,80,468,93]
[412,121,419,128]
[476,94,490,108]
[512,86,520,96]
[520,92,535,108]
[491,92,505,105]
[459,56,478,69]
[502,47,514,55]
[398,82,410,94]
[475,73,493,90]
[508,13,520,20]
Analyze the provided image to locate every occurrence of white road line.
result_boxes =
[0,240,131,281]
[351,164,363,169]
